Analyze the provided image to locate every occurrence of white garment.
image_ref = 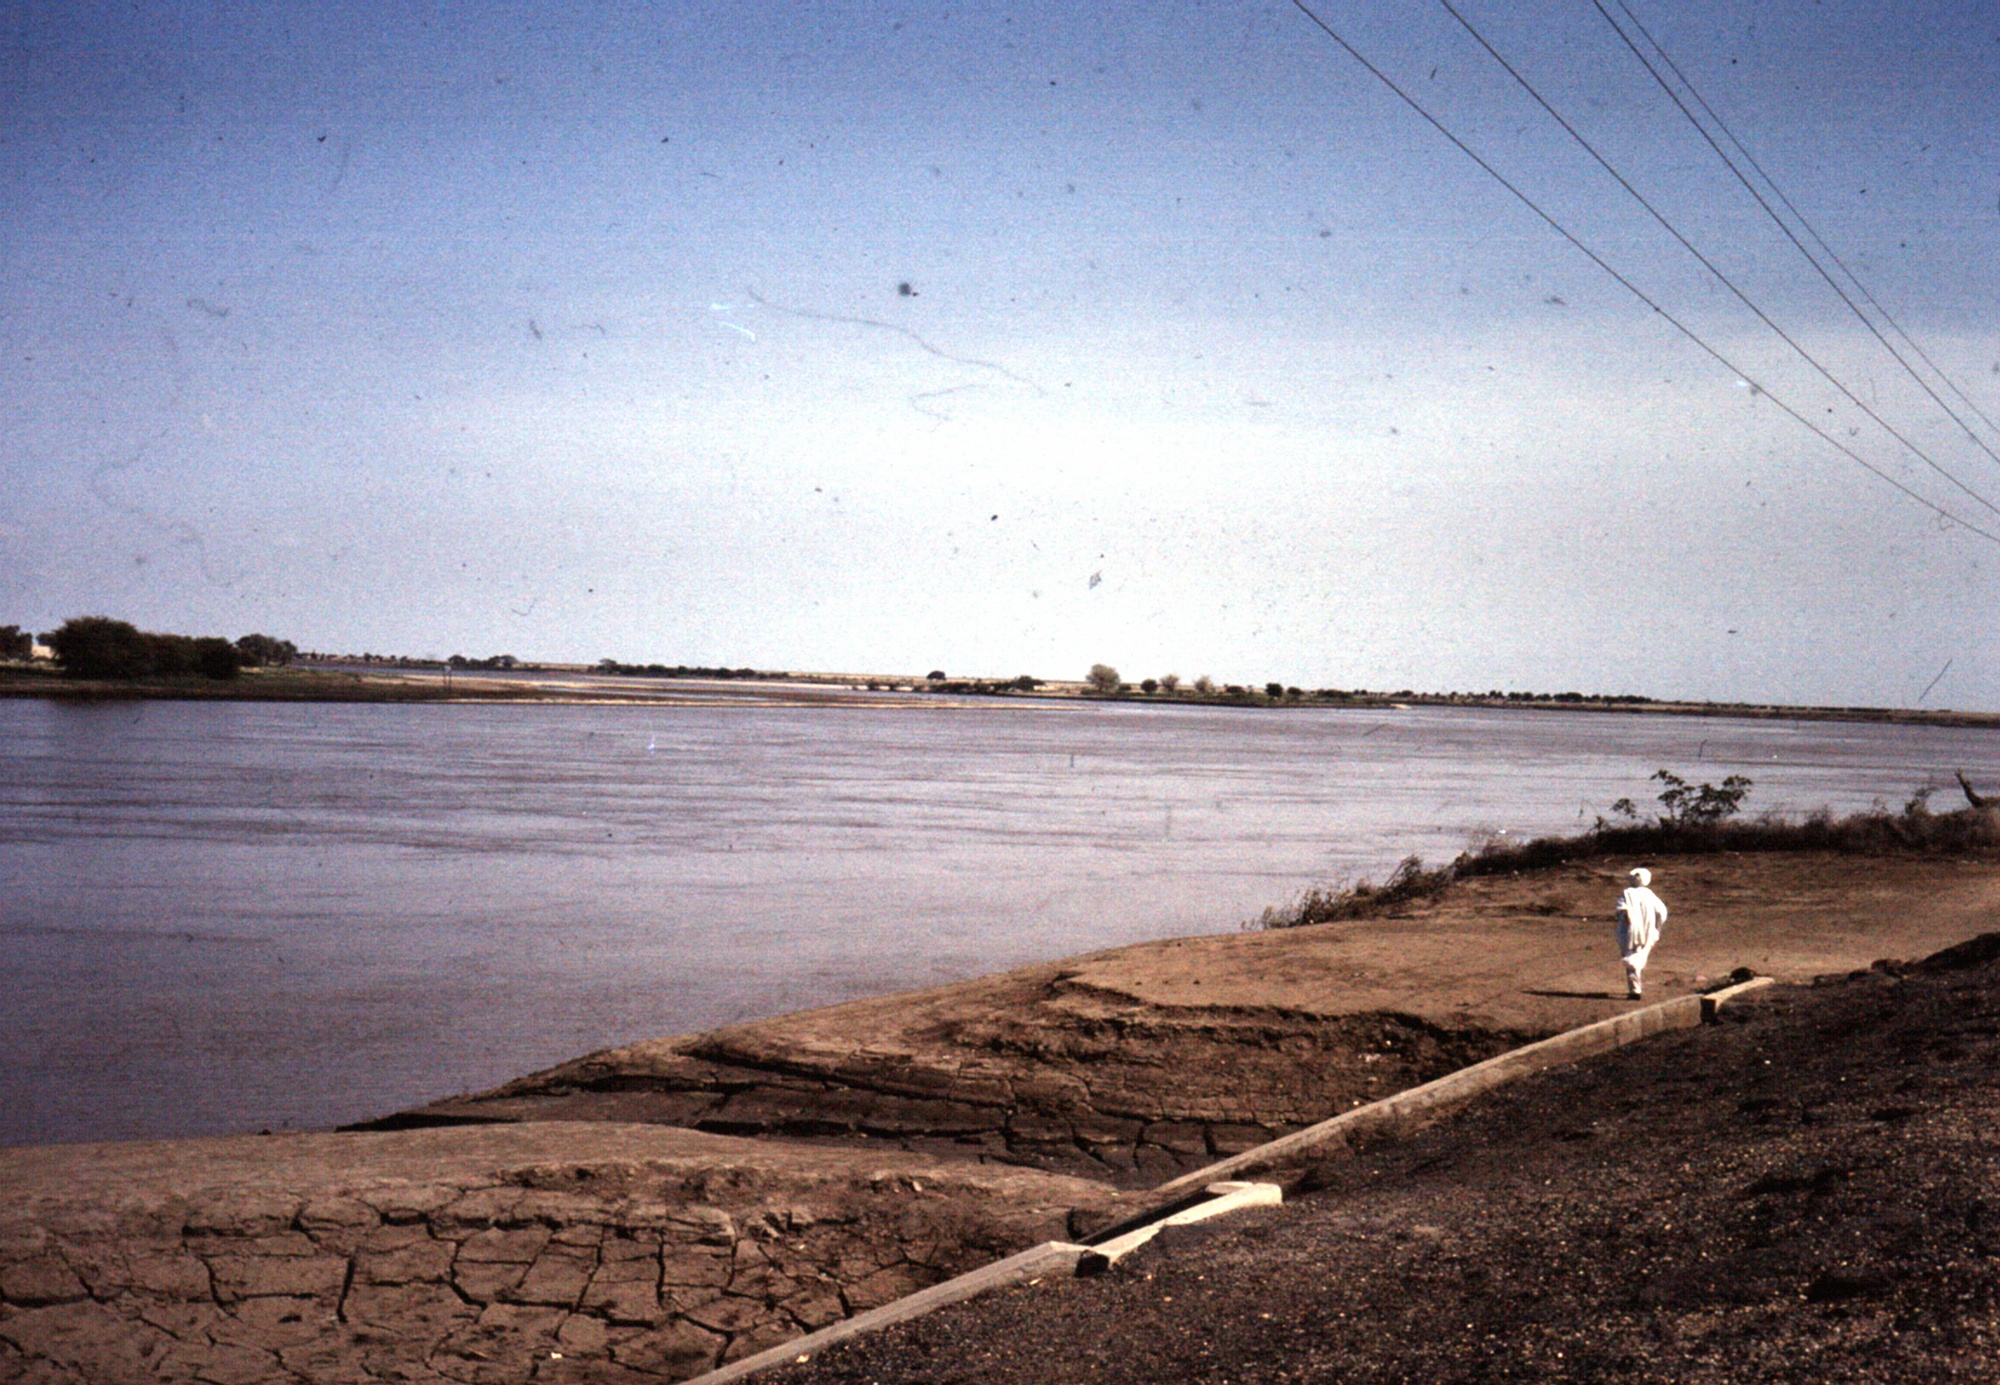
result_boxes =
[1616,885,1668,962]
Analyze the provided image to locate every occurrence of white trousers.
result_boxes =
[1621,940,1655,993]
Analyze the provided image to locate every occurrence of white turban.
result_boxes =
[1629,867,1652,886]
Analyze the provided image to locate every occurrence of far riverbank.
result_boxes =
[3,660,1997,727]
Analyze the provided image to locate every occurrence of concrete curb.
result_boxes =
[1148,975,1774,1203]
[1702,973,1776,1020]
[1078,1181,1283,1275]
[683,976,1777,1383]
[683,1180,1282,1385]
[684,1239,1093,1385]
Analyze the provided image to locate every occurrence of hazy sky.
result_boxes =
[6,1,1998,707]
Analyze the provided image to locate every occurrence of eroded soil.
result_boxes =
[767,934,2000,1384]
[375,854,2000,1187]
[0,1125,1123,1384]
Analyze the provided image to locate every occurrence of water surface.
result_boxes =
[2,696,1989,1145]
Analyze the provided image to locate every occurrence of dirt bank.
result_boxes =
[376,854,2000,1186]
[6,851,1996,1383]
[0,1124,1124,1384]
[765,934,2000,1384]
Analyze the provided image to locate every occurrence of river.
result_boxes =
[2,694,1991,1145]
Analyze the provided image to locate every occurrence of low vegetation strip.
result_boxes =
[1256,771,1999,930]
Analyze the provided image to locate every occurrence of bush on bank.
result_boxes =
[1257,775,2000,930]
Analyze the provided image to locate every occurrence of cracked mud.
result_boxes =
[0,1125,1120,1383]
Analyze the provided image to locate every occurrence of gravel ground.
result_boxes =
[765,934,2000,1384]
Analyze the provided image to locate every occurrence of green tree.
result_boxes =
[48,616,153,678]
[147,633,198,675]
[47,617,243,680]
[234,633,298,668]
[192,637,242,679]
[1609,769,1754,827]
[1651,769,1753,825]
[1086,663,1121,693]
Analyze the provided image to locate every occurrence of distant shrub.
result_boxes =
[48,616,154,679]
[1654,768,1753,825]
[48,617,246,680]
[1140,678,1158,694]
[234,633,298,668]
[595,660,771,681]
[1086,663,1121,694]
[193,637,241,679]
[1192,675,1213,694]
[1265,682,1284,698]
[1252,855,1458,930]
[1159,673,1180,692]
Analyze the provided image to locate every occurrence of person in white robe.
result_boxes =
[1615,866,1668,998]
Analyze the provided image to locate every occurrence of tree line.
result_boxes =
[5,617,298,680]
[1081,663,1650,705]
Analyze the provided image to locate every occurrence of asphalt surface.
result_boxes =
[764,934,2000,1384]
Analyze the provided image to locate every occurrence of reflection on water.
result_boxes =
[1,696,1987,1145]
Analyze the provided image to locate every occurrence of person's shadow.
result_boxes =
[1521,987,1622,1000]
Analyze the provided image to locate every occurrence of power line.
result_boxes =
[1605,0,2000,446]
[1593,0,2000,461]
[1280,0,2000,547]
[1438,0,2000,520]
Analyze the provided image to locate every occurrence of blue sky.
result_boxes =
[5,1,1998,706]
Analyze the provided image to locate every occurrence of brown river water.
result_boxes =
[2,694,1990,1145]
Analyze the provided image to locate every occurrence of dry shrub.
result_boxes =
[1255,799,1999,931]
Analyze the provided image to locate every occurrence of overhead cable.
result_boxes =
[1281,0,2000,546]
[1439,0,2000,520]
[1594,0,2000,461]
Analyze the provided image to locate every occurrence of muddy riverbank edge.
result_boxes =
[4,850,1997,1383]
[762,933,2000,1385]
